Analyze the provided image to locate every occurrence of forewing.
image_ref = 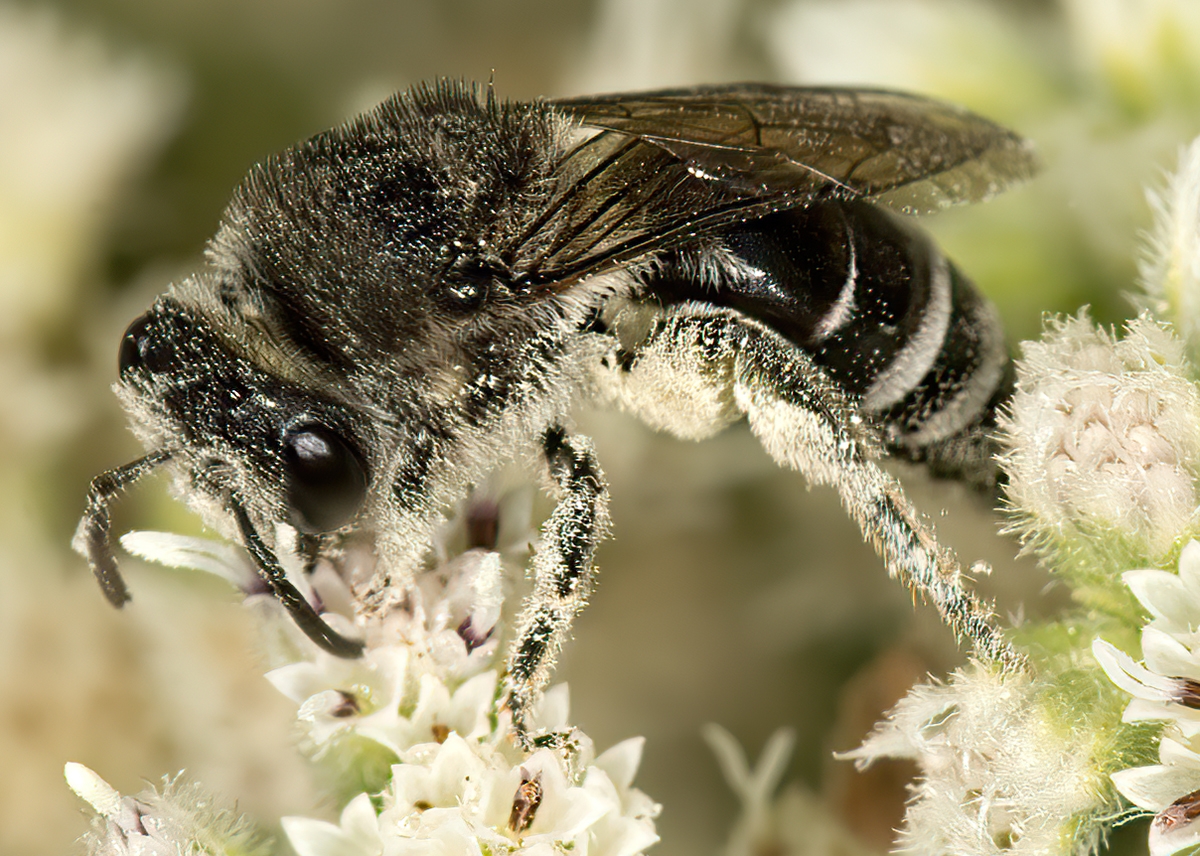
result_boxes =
[513,84,1036,285]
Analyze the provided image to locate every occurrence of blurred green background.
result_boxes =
[4,0,1199,853]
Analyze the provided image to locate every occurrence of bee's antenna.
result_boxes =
[74,450,173,607]
[230,498,365,658]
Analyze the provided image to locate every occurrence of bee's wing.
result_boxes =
[514,84,1036,285]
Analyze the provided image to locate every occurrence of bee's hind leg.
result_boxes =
[602,301,1022,670]
[504,426,609,748]
[726,316,1023,670]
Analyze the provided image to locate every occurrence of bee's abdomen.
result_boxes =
[645,200,1011,489]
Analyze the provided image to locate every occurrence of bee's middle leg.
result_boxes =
[505,426,609,747]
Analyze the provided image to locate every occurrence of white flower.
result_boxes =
[1000,312,1200,568]
[260,547,510,767]
[65,763,267,856]
[375,729,658,856]
[284,793,383,856]
[108,481,657,856]
[268,646,498,758]
[1094,541,1200,854]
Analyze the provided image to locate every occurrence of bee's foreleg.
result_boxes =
[505,426,610,748]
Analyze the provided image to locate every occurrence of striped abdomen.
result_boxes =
[644,200,1012,489]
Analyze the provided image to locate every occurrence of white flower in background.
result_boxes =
[0,5,182,347]
[1061,0,1200,111]
[65,763,267,856]
[702,724,887,856]
[1141,136,1200,357]
[840,667,1110,855]
[1095,541,1200,855]
[703,724,792,856]
[1000,313,1200,570]
[768,0,1049,115]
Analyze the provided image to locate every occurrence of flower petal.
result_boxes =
[1124,697,1176,723]
[1112,764,1200,811]
[594,738,645,793]
[283,795,384,856]
[534,684,571,732]
[64,763,122,819]
[1093,638,1181,700]
[1124,570,1198,631]
[120,530,255,590]
[1178,540,1200,600]
[1144,627,1200,682]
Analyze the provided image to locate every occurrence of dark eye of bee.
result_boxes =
[283,423,368,533]
[118,313,160,377]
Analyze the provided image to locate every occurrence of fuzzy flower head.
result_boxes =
[841,666,1119,855]
[1000,312,1200,573]
[1095,541,1200,855]
[65,763,268,856]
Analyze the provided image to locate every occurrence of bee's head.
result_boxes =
[77,295,371,656]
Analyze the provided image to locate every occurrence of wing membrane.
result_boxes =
[514,84,1037,286]
[558,85,1036,209]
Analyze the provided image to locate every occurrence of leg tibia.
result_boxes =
[505,428,609,744]
[731,325,1020,668]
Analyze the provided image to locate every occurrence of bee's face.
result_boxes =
[115,297,371,539]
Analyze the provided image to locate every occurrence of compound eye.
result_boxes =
[118,313,156,377]
[283,423,368,533]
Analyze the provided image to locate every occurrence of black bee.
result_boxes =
[77,82,1035,743]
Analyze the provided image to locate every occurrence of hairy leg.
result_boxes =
[601,302,1021,669]
[505,426,610,746]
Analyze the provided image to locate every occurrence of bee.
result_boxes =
[77,82,1035,743]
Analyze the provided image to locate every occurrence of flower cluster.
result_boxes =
[840,666,1115,855]
[287,727,658,856]
[1095,540,1200,856]
[72,485,659,856]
